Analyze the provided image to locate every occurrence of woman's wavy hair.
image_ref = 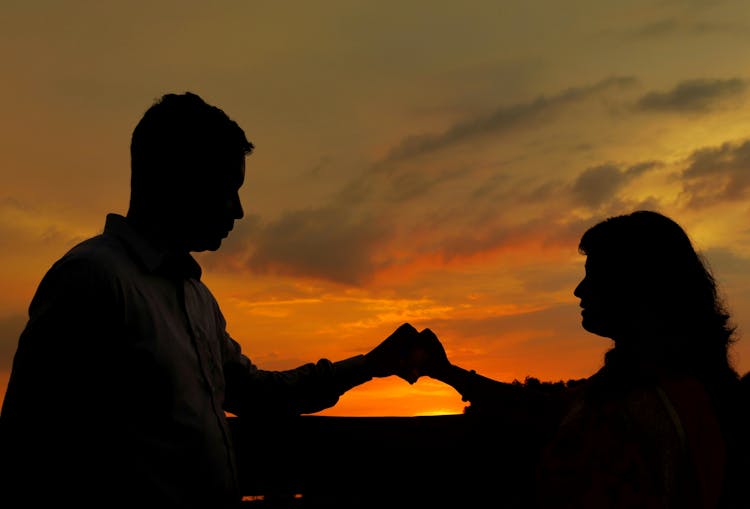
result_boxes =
[581,210,749,507]
[578,210,738,385]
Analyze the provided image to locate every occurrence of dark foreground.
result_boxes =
[231,413,536,508]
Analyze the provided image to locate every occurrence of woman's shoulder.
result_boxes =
[537,373,724,509]
[653,375,725,509]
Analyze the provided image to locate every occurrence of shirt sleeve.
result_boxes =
[3,254,120,417]
[1,253,125,504]
[216,313,373,417]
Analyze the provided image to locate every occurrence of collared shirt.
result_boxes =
[1,213,371,509]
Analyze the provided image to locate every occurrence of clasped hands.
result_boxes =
[364,323,450,384]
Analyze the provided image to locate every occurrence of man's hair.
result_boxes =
[129,92,254,205]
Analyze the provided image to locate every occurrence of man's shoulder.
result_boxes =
[26,232,131,309]
[47,231,134,282]
[62,231,127,263]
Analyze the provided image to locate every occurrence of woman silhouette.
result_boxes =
[416,210,748,508]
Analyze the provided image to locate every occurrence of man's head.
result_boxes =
[128,92,254,252]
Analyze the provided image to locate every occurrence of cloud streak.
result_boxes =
[383,76,637,162]
[209,76,750,289]
[244,206,392,286]
[635,78,746,113]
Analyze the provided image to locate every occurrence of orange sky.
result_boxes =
[2,1,750,416]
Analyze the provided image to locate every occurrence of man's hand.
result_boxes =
[411,327,450,380]
[364,323,422,383]
[364,323,451,384]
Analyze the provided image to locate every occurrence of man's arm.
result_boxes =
[1,254,125,505]
[220,323,422,417]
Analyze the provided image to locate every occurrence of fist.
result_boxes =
[365,323,421,383]
[364,323,449,384]
[411,328,450,379]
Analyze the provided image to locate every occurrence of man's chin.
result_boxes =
[581,321,615,340]
[581,317,605,337]
[190,238,223,252]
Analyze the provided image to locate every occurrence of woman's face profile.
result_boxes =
[574,254,637,340]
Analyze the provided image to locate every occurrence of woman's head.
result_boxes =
[574,210,735,375]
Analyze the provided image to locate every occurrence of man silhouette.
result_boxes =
[0,92,424,509]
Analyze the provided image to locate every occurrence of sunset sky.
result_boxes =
[2,1,750,416]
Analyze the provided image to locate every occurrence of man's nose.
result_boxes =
[230,193,244,220]
[573,278,586,298]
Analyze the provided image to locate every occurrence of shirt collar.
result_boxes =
[104,213,202,280]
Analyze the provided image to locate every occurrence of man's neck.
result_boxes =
[126,210,186,255]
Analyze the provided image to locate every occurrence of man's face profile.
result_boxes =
[173,150,246,253]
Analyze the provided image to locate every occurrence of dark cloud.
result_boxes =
[571,161,661,208]
[680,138,750,207]
[471,172,511,200]
[216,76,662,285]
[206,75,703,286]
[214,148,664,286]
[635,78,746,113]
[622,10,749,40]
[437,222,520,262]
[383,76,637,162]
[204,157,467,285]
[469,170,565,208]
[690,21,749,36]
[245,205,391,286]
[626,161,662,177]
[436,214,583,263]
[383,165,469,204]
[572,164,624,208]
[685,139,750,177]
[231,156,665,287]
[0,314,25,371]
